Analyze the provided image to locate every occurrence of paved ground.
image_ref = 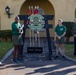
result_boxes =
[0,59,76,75]
[0,39,76,75]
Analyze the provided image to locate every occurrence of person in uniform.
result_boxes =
[72,18,76,56]
[11,16,24,63]
[55,19,66,58]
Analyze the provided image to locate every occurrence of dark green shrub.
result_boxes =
[63,22,74,43]
[0,30,12,41]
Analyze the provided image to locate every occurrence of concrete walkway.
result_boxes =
[0,53,76,75]
[0,60,76,75]
[0,39,76,75]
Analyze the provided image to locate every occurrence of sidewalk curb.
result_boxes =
[0,48,14,63]
[64,55,76,62]
[59,48,76,63]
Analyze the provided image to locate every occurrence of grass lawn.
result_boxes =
[0,41,76,60]
[65,44,76,59]
[0,41,13,59]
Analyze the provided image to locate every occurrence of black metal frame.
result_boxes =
[18,15,54,59]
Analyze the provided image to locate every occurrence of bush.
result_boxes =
[63,22,74,43]
[0,30,12,41]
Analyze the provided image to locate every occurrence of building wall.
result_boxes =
[0,0,76,37]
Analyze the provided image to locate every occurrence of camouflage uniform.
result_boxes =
[72,23,76,55]
[72,23,76,35]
